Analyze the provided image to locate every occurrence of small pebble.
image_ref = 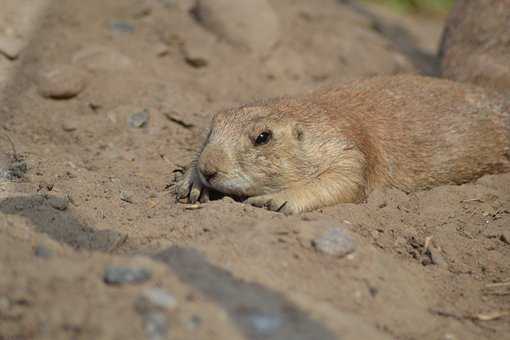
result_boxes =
[135,288,177,311]
[111,20,135,33]
[142,312,168,340]
[128,111,149,128]
[0,35,24,60]
[47,196,69,211]
[429,247,447,267]
[312,227,356,257]
[34,244,53,258]
[120,190,134,203]
[103,265,152,285]
[246,312,282,335]
[62,120,78,132]
[38,65,86,99]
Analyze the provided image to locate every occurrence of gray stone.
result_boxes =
[312,227,356,257]
[429,247,447,267]
[103,265,152,285]
[111,21,135,33]
[47,196,69,211]
[128,111,149,128]
[136,288,177,311]
[38,65,86,99]
[120,190,134,203]
[247,312,282,336]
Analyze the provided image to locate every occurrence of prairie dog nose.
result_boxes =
[198,144,226,183]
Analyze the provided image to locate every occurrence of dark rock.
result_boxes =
[103,265,152,285]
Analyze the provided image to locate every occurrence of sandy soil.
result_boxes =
[0,0,509,339]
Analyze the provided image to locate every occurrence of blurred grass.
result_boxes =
[364,0,455,16]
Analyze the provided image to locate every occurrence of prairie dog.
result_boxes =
[175,75,510,214]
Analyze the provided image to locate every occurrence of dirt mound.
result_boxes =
[439,0,510,95]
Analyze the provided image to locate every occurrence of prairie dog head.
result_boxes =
[196,104,310,197]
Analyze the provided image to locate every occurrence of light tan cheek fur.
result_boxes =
[245,148,367,214]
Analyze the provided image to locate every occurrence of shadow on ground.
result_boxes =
[154,246,337,340]
[0,195,127,251]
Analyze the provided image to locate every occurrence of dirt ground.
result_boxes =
[0,0,509,339]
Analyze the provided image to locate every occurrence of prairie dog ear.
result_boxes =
[293,124,304,141]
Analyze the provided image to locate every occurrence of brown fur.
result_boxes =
[175,75,510,214]
[439,0,510,95]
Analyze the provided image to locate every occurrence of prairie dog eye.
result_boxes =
[254,131,272,146]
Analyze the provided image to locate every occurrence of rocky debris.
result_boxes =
[37,65,87,99]
[0,35,24,60]
[0,150,27,181]
[420,236,447,267]
[47,196,70,211]
[72,46,132,71]
[191,0,280,53]
[103,265,152,285]
[311,226,356,257]
[128,110,149,128]
[135,288,178,312]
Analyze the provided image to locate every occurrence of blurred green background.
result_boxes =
[366,0,455,16]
